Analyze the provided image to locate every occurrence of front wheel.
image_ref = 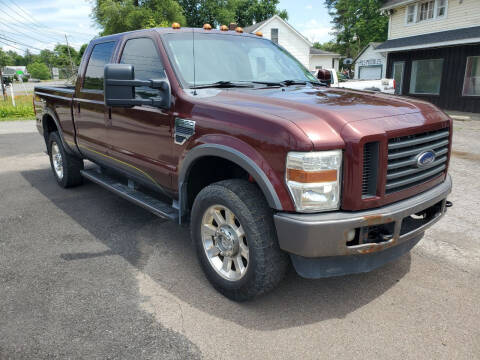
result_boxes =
[191,179,288,301]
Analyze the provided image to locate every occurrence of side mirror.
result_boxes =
[317,69,332,86]
[104,64,171,109]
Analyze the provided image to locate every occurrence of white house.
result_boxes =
[377,0,480,112]
[353,42,387,80]
[2,66,28,77]
[244,15,341,72]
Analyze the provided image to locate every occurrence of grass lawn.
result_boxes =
[0,95,35,121]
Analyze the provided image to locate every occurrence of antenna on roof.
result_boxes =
[192,27,197,96]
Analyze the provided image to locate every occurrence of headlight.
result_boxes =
[286,150,342,212]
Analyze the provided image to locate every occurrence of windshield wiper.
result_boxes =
[192,81,254,89]
[250,81,285,86]
[281,79,325,86]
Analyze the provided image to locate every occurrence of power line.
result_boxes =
[3,0,96,39]
[0,38,27,53]
[0,21,59,47]
[0,35,43,51]
[0,2,66,43]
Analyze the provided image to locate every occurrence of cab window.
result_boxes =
[83,42,116,90]
[120,37,165,100]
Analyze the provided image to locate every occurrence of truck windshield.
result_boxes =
[162,32,319,88]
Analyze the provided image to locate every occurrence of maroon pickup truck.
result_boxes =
[34,25,452,301]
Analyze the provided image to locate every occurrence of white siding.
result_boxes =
[389,0,480,39]
[309,56,335,71]
[354,45,387,79]
[259,17,311,68]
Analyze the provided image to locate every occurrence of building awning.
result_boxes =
[376,26,480,52]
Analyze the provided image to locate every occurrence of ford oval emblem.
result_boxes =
[416,150,436,168]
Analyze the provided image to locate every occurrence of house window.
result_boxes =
[409,59,443,95]
[437,0,447,17]
[418,1,435,21]
[463,56,480,96]
[406,5,416,24]
[271,28,278,44]
[405,0,447,24]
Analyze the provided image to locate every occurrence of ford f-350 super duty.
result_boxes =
[34,25,452,301]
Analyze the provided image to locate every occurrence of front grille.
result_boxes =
[362,142,379,197]
[386,128,450,194]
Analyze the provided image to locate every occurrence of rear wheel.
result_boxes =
[48,132,83,188]
[191,179,288,301]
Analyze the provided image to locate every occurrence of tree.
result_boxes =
[0,48,15,67]
[232,0,288,27]
[313,41,340,53]
[325,0,388,58]
[178,0,228,28]
[27,62,51,80]
[92,0,186,35]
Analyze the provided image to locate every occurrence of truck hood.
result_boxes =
[195,86,445,149]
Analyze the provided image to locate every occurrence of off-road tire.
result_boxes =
[191,179,289,301]
[48,131,84,188]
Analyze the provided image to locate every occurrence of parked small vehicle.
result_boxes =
[34,25,452,301]
[317,68,395,94]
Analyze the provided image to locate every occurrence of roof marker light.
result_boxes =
[235,27,243,33]
[172,22,181,29]
[220,25,228,31]
[203,23,212,30]
[255,31,263,37]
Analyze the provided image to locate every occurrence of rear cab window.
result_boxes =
[83,41,116,91]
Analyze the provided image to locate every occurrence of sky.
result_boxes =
[0,0,334,55]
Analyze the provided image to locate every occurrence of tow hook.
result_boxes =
[446,201,453,208]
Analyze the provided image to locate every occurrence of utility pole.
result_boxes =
[65,34,75,78]
[0,67,5,101]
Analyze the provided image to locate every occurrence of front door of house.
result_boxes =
[393,62,405,95]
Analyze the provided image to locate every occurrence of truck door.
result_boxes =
[107,36,173,191]
[74,41,116,157]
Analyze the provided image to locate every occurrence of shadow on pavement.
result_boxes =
[22,167,411,331]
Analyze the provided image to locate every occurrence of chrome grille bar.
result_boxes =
[385,128,450,194]
[388,139,449,160]
[387,156,447,180]
[388,130,449,150]
[386,164,446,190]
[388,148,448,170]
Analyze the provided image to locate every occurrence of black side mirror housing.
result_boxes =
[316,69,332,86]
[104,64,171,109]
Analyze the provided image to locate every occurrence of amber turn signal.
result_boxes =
[172,22,181,29]
[287,169,337,183]
[235,27,243,33]
[220,25,228,31]
[203,23,212,30]
[255,31,263,37]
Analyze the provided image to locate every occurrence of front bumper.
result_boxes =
[274,175,452,278]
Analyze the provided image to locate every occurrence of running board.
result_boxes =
[80,169,179,221]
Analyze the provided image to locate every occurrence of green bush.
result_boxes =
[27,62,51,80]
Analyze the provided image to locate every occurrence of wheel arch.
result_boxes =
[41,108,77,156]
[179,143,283,216]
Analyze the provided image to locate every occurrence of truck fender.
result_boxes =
[41,107,77,156]
[179,143,283,213]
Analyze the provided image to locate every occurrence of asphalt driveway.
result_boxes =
[0,119,479,359]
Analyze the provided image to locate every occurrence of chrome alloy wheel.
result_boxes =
[51,141,64,180]
[201,205,249,281]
